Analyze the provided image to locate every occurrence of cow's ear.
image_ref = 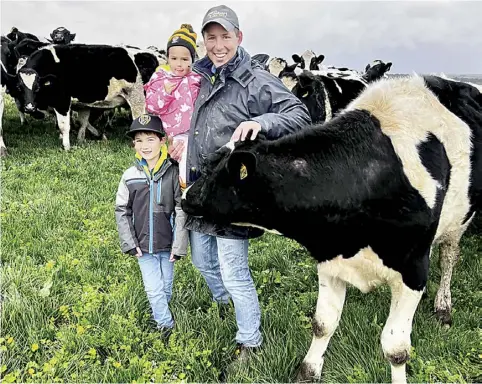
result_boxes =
[365,63,370,72]
[284,63,298,73]
[315,54,325,64]
[226,151,257,183]
[70,33,76,41]
[292,54,301,63]
[40,74,57,86]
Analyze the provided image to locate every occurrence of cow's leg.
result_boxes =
[123,82,146,119]
[434,225,468,325]
[76,108,91,144]
[0,89,6,156]
[14,98,26,125]
[54,109,71,150]
[381,280,424,384]
[296,265,346,382]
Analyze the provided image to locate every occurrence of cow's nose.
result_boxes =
[25,103,36,112]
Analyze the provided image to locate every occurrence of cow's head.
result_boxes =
[292,70,327,124]
[17,68,57,113]
[292,50,325,70]
[363,60,392,82]
[182,138,268,226]
[50,27,76,44]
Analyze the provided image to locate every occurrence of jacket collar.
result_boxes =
[194,46,256,88]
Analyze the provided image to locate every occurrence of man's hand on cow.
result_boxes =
[168,136,184,162]
[231,121,262,142]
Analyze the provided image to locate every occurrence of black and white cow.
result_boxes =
[289,69,368,123]
[363,59,392,82]
[292,50,325,70]
[48,27,76,44]
[16,44,157,150]
[182,75,482,383]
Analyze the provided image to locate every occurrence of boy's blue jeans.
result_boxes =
[137,251,175,329]
[189,231,262,347]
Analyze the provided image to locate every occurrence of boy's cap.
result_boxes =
[201,5,239,33]
[127,114,165,138]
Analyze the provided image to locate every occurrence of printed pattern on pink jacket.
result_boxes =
[144,66,202,137]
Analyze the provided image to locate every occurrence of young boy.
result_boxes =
[115,114,188,335]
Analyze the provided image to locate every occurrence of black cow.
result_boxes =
[363,59,393,82]
[6,27,39,43]
[48,27,76,44]
[289,70,368,123]
[17,44,159,150]
[292,50,325,70]
[182,75,482,383]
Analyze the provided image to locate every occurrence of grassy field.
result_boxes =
[1,96,481,383]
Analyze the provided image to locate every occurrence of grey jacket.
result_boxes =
[115,158,188,256]
[185,46,311,239]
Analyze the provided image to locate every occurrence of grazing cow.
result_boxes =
[363,59,392,82]
[289,69,368,123]
[48,27,76,44]
[6,27,39,43]
[16,44,153,150]
[181,74,482,383]
[292,50,325,70]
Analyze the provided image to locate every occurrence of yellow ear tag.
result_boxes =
[302,92,309,97]
[240,163,248,180]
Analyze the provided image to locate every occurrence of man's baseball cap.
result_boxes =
[201,5,239,33]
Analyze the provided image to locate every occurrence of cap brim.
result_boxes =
[126,127,165,138]
[202,19,236,33]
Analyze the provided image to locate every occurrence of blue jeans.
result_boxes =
[189,231,262,347]
[137,251,175,329]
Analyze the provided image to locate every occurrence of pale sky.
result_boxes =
[1,0,481,74]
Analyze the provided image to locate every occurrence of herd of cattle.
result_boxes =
[1,26,392,157]
[3,26,482,384]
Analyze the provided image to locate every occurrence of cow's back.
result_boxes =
[345,75,475,241]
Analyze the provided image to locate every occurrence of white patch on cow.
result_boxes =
[281,75,298,91]
[345,75,472,239]
[322,85,332,121]
[231,222,283,236]
[40,45,60,63]
[0,60,7,74]
[318,246,401,293]
[333,80,342,94]
[181,183,193,200]
[54,109,71,150]
[267,57,286,77]
[196,40,206,59]
[16,57,27,72]
[19,72,36,90]
[224,140,235,153]
[301,50,316,67]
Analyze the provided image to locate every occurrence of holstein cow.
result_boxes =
[182,74,482,383]
[289,69,368,123]
[48,27,76,44]
[16,44,153,150]
[292,50,325,70]
[6,27,40,43]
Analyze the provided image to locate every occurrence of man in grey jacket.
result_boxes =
[170,4,311,356]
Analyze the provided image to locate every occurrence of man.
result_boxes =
[170,4,311,356]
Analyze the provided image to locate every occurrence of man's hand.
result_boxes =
[133,247,142,258]
[231,121,262,142]
[169,253,181,262]
[164,81,176,94]
[168,136,184,162]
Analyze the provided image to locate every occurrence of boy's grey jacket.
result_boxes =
[115,158,188,256]
[185,46,312,239]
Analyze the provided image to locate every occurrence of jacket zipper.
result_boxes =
[149,176,153,254]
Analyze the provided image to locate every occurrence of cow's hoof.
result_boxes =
[295,362,318,383]
[435,308,452,326]
[101,134,108,141]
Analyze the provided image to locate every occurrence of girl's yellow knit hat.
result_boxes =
[167,23,197,61]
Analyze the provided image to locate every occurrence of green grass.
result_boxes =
[1,96,481,383]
